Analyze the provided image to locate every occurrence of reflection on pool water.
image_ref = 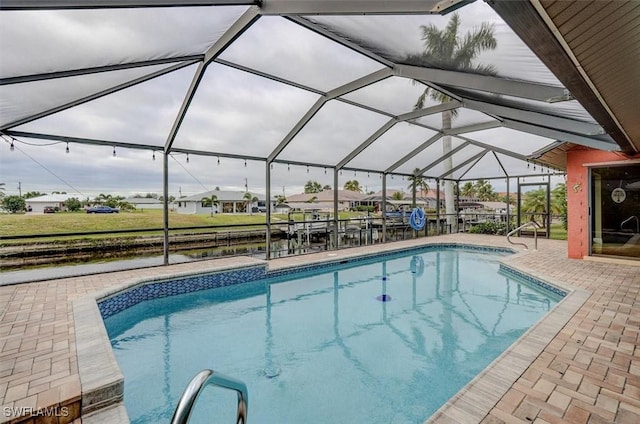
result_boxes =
[104,247,562,424]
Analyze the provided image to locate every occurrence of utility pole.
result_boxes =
[17,181,21,197]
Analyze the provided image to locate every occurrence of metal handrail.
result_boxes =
[171,369,248,424]
[621,216,639,233]
[506,222,539,251]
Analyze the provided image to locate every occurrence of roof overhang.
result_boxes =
[488,0,640,155]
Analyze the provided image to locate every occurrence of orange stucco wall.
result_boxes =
[566,147,639,259]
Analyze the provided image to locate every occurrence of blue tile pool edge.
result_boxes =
[96,242,518,320]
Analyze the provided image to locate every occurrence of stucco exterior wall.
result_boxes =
[566,147,639,259]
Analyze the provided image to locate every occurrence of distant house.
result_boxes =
[363,189,441,210]
[175,190,267,214]
[125,197,164,211]
[286,190,366,211]
[25,194,80,213]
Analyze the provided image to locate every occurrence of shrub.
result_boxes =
[354,205,374,212]
[64,197,82,212]
[469,221,507,235]
[2,195,26,213]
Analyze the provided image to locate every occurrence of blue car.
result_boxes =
[86,205,119,213]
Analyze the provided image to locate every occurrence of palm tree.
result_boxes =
[409,13,497,230]
[460,182,476,200]
[343,180,362,192]
[243,192,258,215]
[304,180,322,194]
[474,179,497,201]
[522,189,548,227]
[201,194,219,217]
[391,191,406,201]
[407,168,430,199]
[552,183,567,230]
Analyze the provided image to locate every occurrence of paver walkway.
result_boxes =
[0,234,638,423]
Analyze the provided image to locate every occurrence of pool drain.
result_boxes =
[264,366,281,378]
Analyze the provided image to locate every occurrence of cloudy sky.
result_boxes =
[0,1,569,199]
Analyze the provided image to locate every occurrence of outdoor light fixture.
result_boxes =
[287,164,290,171]
[9,140,14,151]
[306,165,309,173]
[324,167,326,174]
[65,142,69,154]
[186,153,189,163]
[152,151,156,161]
[270,163,273,170]
[217,156,220,165]
[244,159,247,167]
[112,146,116,157]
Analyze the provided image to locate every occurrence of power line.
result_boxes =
[169,153,213,194]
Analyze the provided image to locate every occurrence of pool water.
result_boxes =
[104,248,562,424]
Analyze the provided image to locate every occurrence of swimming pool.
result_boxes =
[103,246,563,423]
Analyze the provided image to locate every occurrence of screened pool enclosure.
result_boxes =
[0,0,624,264]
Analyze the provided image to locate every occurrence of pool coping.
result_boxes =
[424,256,590,423]
[72,241,589,423]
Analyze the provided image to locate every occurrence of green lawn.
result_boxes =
[0,210,370,238]
[549,223,567,240]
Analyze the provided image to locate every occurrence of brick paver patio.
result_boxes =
[1,234,638,423]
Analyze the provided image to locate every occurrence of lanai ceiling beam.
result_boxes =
[164,6,260,152]
[456,136,528,161]
[1,61,193,131]
[336,101,461,169]
[0,56,203,86]
[463,99,605,136]
[385,133,443,174]
[442,121,502,136]
[492,151,508,177]
[503,120,619,151]
[335,119,396,170]
[417,141,471,175]
[286,16,395,68]
[457,151,488,180]
[0,0,257,10]
[260,0,471,16]
[438,149,488,179]
[267,68,394,162]
[395,64,571,103]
